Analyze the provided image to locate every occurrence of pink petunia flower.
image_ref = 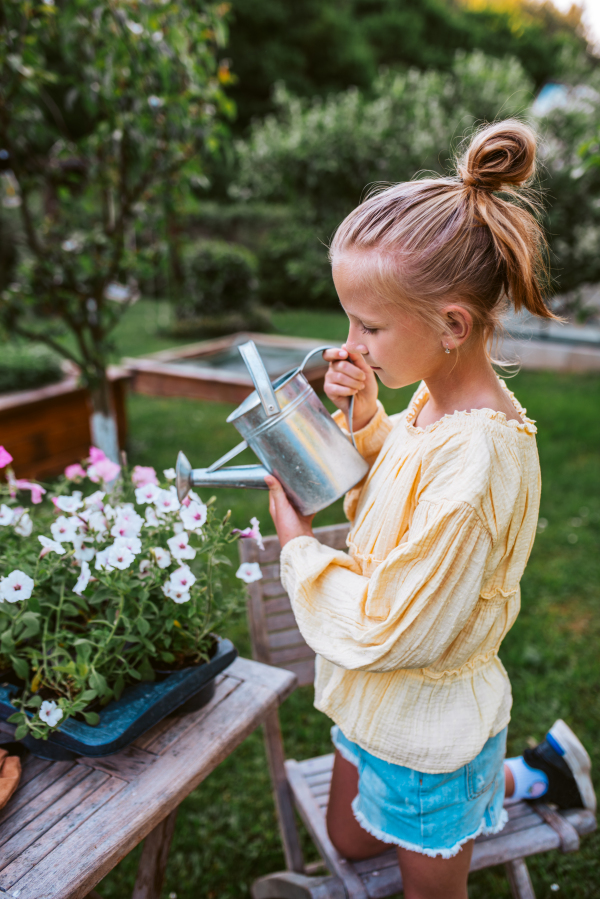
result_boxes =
[0,447,13,469]
[89,446,107,464]
[131,465,158,487]
[10,479,46,504]
[232,517,264,551]
[64,463,87,481]
[88,458,121,484]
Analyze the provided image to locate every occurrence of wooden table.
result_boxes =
[0,657,296,899]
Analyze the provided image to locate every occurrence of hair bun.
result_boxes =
[458,120,537,192]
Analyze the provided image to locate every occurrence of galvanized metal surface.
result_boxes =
[176,342,369,515]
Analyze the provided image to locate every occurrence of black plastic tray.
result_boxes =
[0,637,237,760]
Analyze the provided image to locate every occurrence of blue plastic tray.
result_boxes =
[0,637,237,760]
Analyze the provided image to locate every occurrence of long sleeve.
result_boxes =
[280,498,492,672]
[332,400,394,522]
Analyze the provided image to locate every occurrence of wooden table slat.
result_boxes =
[134,673,229,750]
[0,769,109,878]
[0,763,87,847]
[77,745,158,782]
[141,675,241,756]
[0,761,75,828]
[17,756,53,790]
[0,774,125,889]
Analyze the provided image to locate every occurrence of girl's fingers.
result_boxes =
[322,347,349,362]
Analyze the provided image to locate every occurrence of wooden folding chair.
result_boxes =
[240,524,597,899]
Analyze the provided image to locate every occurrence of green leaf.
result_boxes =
[83,711,100,726]
[6,712,22,724]
[10,656,29,681]
[18,611,40,640]
[79,689,97,702]
[89,670,109,696]
[113,674,125,701]
[14,724,29,741]
[137,657,156,682]
[137,617,150,636]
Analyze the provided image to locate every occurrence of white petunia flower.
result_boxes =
[39,535,66,556]
[14,510,33,537]
[110,509,144,539]
[55,492,83,513]
[236,562,263,584]
[39,699,63,727]
[73,535,96,562]
[169,564,196,591]
[0,504,14,526]
[135,482,160,505]
[83,490,105,510]
[73,560,91,596]
[112,535,142,556]
[162,580,191,604]
[154,488,180,516]
[106,544,135,571]
[103,502,116,520]
[0,569,34,602]
[86,510,108,536]
[151,547,171,569]
[144,505,160,527]
[172,519,184,535]
[163,468,176,480]
[179,500,207,533]
[95,548,113,571]
[51,515,79,543]
[139,559,151,576]
[167,531,196,561]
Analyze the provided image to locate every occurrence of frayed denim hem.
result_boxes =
[331,725,360,767]
[351,800,509,859]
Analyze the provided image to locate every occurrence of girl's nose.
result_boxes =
[345,326,369,356]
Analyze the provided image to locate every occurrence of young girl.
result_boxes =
[265,121,595,899]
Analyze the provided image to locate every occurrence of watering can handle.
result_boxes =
[238,341,280,417]
[299,345,358,451]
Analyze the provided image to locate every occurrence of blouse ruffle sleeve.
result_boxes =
[280,498,491,672]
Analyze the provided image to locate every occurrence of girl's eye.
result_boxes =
[360,325,377,335]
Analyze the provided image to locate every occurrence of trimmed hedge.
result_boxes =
[0,344,64,394]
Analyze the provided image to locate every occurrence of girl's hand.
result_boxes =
[323,345,378,431]
[265,475,315,548]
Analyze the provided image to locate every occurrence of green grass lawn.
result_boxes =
[98,301,600,899]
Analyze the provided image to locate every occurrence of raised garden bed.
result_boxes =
[0,365,129,480]
[124,333,330,405]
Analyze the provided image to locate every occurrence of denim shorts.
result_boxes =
[332,725,508,858]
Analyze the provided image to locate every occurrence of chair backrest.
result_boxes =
[239,523,350,687]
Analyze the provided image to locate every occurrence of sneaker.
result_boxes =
[523,719,596,813]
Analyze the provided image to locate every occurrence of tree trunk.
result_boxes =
[89,374,120,463]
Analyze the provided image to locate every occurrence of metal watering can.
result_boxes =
[176,341,369,515]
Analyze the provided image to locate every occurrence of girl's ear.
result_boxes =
[440,305,473,349]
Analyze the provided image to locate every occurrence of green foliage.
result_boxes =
[0,343,63,393]
[225,0,588,130]
[233,51,600,306]
[0,459,245,742]
[234,51,535,307]
[172,238,271,337]
[0,0,233,395]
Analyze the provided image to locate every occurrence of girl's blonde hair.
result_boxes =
[329,120,557,339]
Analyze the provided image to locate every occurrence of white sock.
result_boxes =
[505,756,549,802]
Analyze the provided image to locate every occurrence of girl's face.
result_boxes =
[332,253,446,390]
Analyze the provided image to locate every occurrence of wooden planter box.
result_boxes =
[0,366,130,480]
[124,333,332,405]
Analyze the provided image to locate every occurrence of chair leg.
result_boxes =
[252,871,346,899]
[505,858,536,899]
[132,806,179,899]
[263,710,305,872]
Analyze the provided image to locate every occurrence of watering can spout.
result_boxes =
[176,450,269,504]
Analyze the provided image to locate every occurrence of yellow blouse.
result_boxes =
[280,381,541,773]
